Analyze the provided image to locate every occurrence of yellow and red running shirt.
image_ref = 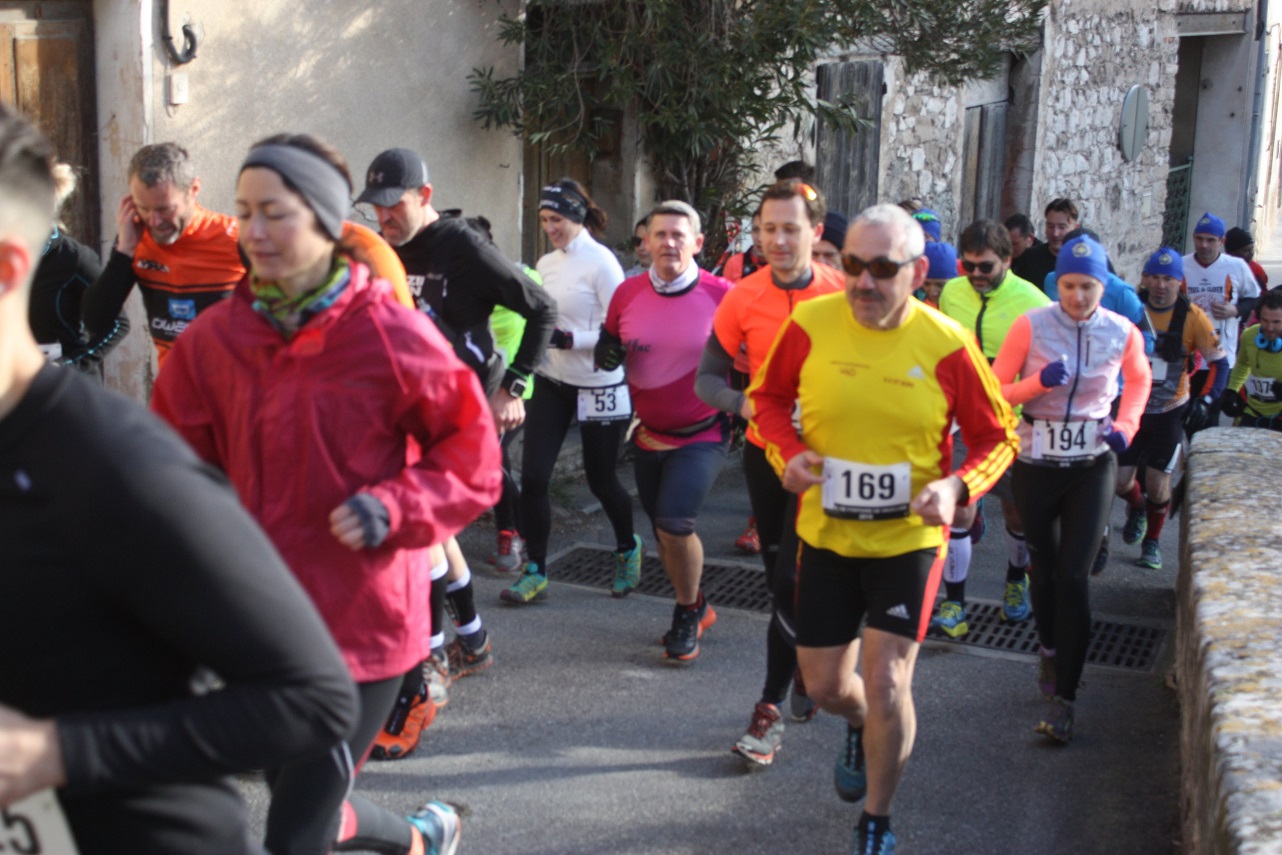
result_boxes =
[749,294,1018,559]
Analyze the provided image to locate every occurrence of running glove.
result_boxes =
[549,328,574,350]
[1039,360,1070,388]
[1184,395,1214,433]
[1103,428,1128,454]
[344,493,391,549]
[1219,388,1247,418]
[594,328,627,371]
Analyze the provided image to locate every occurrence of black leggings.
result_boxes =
[1012,456,1116,702]
[520,374,634,569]
[264,676,415,855]
[494,425,524,533]
[742,441,801,705]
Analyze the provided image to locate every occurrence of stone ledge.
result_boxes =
[1179,427,1282,855]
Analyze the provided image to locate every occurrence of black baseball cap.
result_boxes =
[356,148,430,206]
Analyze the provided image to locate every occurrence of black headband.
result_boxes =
[538,184,588,224]
[240,144,350,240]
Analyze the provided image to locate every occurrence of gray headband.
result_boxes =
[240,144,350,240]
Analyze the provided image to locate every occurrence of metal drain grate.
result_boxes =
[548,544,1168,672]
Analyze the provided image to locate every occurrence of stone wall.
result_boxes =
[1179,427,1282,855]
[1031,0,1179,280]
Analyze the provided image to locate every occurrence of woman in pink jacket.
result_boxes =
[153,133,500,855]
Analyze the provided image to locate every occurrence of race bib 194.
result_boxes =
[576,384,632,422]
[821,458,912,520]
[1030,419,1105,462]
[2,790,80,854]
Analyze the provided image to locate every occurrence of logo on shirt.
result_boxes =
[886,604,911,620]
[137,259,169,272]
[169,298,197,320]
[907,365,926,380]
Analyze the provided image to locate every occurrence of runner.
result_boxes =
[1222,288,1282,430]
[503,178,642,604]
[991,235,1151,742]
[934,220,1048,637]
[153,132,501,854]
[917,241,956,308]
[597,201,731,661]
[80,142,245,367]
[751,204,1017,853]
[29,162,130,376]
[0,106,358,855]
[696,178,844,765]
[1115,248,1226,571]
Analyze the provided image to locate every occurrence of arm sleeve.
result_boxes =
[575,254,626,352]
[60,448,358,793]
[1114,327,1153,440]
[749,319,812,475]
[1228,333,1251,393]
[468,239,556,388]
[80,249,137,336]
[363,317,504,548]
[150,343,223,467]
[1204,356,1231,398]
[990,315,1046,405]
[937,338,1019,503]
[1044,273,1059,302]
[695,335,746,415]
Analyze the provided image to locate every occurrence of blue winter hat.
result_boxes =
[912,208,942,242]
[1143,247,1184,279]
[923,241,958,280]
[821,211,849,246]
[1193,212,1226,239]
[1055,234,1109,283]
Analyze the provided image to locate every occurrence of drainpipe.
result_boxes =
[1244,0,1269,228]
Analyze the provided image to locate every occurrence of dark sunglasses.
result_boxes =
[960,259,998,274]
[841,253,921,279]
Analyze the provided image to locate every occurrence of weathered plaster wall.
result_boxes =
[1031,0,1178,280]
[93,0,524,400]
[1179,428,1282,855]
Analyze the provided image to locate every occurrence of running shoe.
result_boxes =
[664,604,702,662]
[1036,651,1057,700]
[1002,573,1031,622]
[852,821,895,855]
[1137,538,1162,570]
[790,668,818,722]
[660,598,717,646]
[423,650,450,707]
[834,723,867,803]
[1091,527,1110,577]
[968,496,986,545]
[612,534,643,598]
[1122,506,1147,545]
[1035,696,1074,744]
[735,517,761,554]
[732,702,784,766]
[408,800,461,855]
[929,600,969,639]
[499,565,548,604]
[444,635,494,680]
[490,529,524,573]
[370,679,436,761]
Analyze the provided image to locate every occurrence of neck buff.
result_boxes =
[251,256,350,339]
[538,184,588,224]
[649,261,699,295]
[240,144,350,240]
[772,265,814,291]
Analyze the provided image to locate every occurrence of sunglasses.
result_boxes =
[960,259,999,274]
[841,253,921,279]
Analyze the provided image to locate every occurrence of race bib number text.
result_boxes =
[577,384,632,422]
[821,458,912,520]
[1030,419,1104,462]
[1247,375,1277,401]
[2,790,80,854]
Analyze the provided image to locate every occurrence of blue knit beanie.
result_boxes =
[923,241,958,280]
[1142,247,1184,279]
[912,208,942,242]
[1193,212,1226,239]
[1055,235,1109,283]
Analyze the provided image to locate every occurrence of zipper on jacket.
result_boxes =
[975,294,990,356]
[1064,324,1083,420]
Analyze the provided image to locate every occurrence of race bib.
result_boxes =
[1030,419,1105,463]
[37,343,62,362]
[1148,357,1168,383]
[1247,375,1277,401]
[821,458,912,520]
[2,790,80,854]
[576,384,632,422]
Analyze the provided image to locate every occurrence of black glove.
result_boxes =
[593,329,627,371]
[1219,388,1247,418]
[549,328,574,350]
[1184,395,1213,433]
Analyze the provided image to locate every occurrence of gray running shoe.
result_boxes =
[790,669,818,722]
[732,702,784,765]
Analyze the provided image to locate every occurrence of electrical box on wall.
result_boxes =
[169,73,189,106]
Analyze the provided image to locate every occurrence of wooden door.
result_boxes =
[0,4,98,247]
[815,60,884,219]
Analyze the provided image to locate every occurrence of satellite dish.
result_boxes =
[1119,86,1149,163]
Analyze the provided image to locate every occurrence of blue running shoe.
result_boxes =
[852,821,895,855]
[1002,572,1031,622]
[929,600,968,638]
[1122,506,1147,545]
[834,723,867,803]
[407,800,460,855]
[613,534,643,598]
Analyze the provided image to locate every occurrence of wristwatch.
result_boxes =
[505,374,530,398]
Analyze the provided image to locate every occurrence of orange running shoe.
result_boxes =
[369,680,437,761]
[735,517,761,554]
